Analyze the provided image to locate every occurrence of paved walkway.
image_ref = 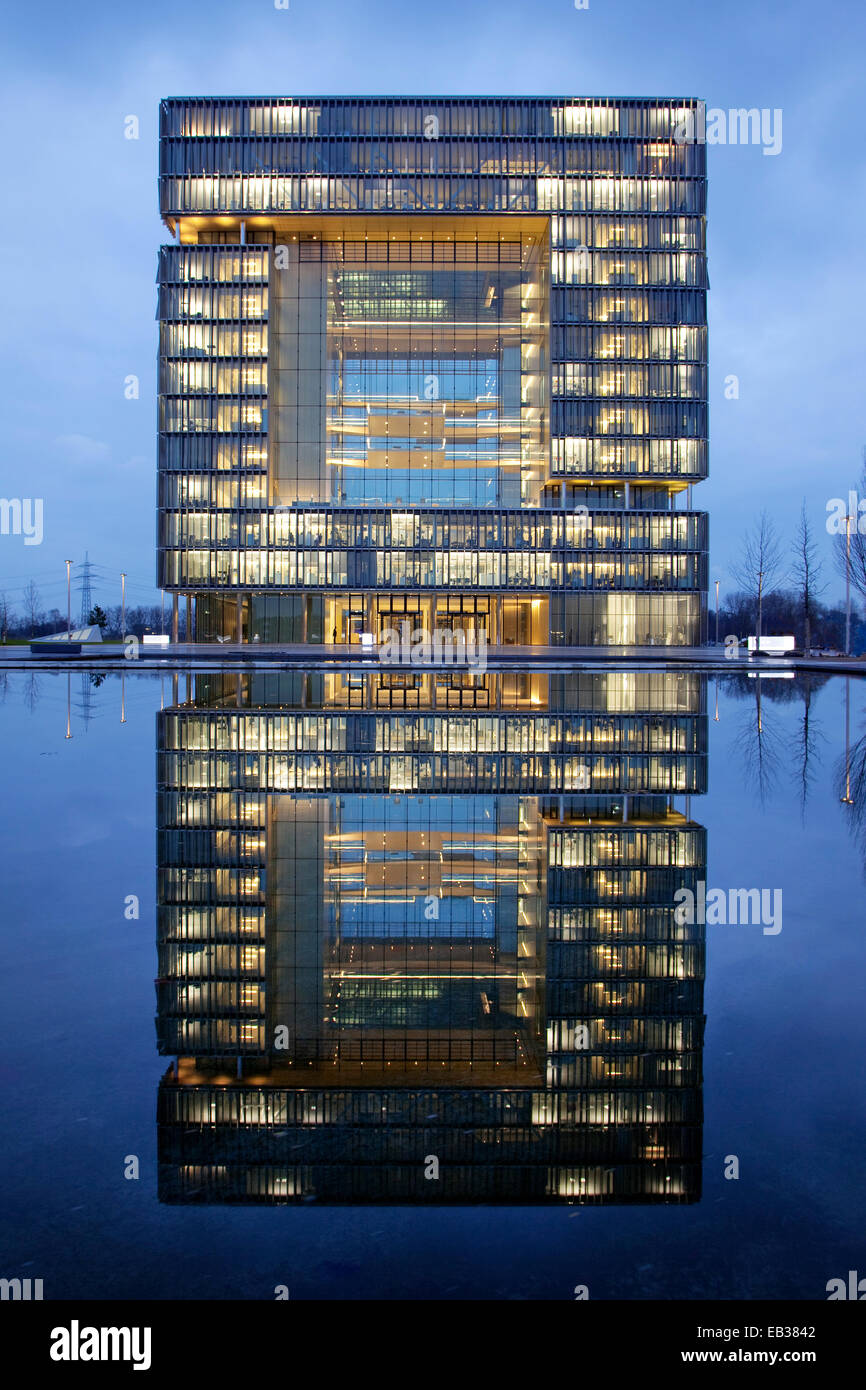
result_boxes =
[2,642,865,674]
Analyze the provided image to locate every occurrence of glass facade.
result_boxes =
[156,669,706,1203]
[158,97,708,645]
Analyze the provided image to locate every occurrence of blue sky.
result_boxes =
[2,0,863,618]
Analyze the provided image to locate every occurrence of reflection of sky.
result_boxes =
[336,897,496,938]
[332,351,514,502]
[3,0,864,617]
[340,473,503,506]
[1,671,865,1298]
[340,362,503,396]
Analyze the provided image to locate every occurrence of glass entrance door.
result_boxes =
[500,598,547,646]
[434,596,490,640]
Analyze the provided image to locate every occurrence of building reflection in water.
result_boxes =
[156,669,707,1204]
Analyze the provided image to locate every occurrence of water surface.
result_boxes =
[1,666,863,1300]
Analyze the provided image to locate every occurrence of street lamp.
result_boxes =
[714,579,720,646]
[841,677,854,804]
[845,511,852,657]
[121,572,127,642]
[65,560,73,639]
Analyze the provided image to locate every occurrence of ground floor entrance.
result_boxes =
[185,590,702,647]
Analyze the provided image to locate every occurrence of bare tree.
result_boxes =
[731,678,785,806]
[733,511,783,639]
[791,502,825,654]
[22,671,41,714]
[831,462,866,611]
[794,673,827,818]
[0,590,9,643]
[836,707,866,878]
[23,580,43,637]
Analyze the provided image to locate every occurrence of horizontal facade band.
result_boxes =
[159,176,707,218]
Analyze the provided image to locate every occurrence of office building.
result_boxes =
[158,97,708,646]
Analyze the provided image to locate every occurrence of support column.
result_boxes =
[236,594,243,644]
[301,594,308,645]
[185,596,191,645]
[171,595,178,645]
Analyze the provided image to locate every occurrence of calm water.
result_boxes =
[1,665,864,1301]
